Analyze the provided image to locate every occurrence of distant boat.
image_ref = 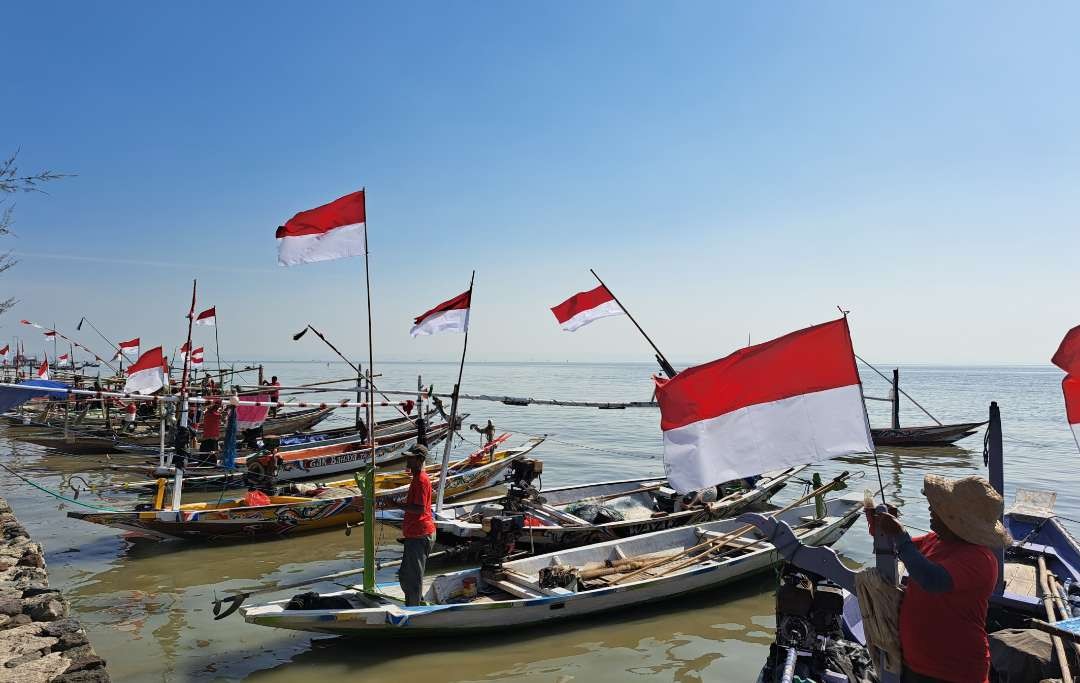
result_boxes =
[866,367,984,447]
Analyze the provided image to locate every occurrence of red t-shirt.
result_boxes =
[201,411,222,439]
[402,470,435,538]
[899,533,998,682]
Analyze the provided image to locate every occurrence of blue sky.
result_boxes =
[4,2,1079,365]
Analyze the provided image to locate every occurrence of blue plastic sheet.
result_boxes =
[222,406,238,470]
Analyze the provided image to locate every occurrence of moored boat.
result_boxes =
[67,436,545,541]
[424,465,805,553]
[239,494,863,636]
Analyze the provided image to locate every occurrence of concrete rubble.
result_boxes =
[0,497,109,683]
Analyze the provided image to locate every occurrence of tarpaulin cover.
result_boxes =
[0,380,71,413]
[236,394,270,430]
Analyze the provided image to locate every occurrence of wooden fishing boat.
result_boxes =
[239,495,863,636]
[423,466,805,553]
[870,421,985,447]
[114,419,459,492]
[67,437,544,541]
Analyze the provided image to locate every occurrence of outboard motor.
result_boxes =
[503,458,543,512]
[479,514,525,576]
[761,564,866,683]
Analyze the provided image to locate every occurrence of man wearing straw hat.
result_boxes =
[874,474,1011,683]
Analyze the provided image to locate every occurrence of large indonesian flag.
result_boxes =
[37,356,49,381]
[124,347,166,395]
[655,318,873,492]
[194,306,216,326]
[1052,324,1080,451]
[411,290,471,337]
[551,285,624,332]
[277,190,366,266]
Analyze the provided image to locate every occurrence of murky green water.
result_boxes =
[1,362,1075,681]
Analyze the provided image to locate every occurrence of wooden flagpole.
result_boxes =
[435,271,475,513]
[360,189,377,595]
[589,269,677,378]
[172,279,198,511]
[214,309,223,387]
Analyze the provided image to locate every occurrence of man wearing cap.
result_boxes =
[388,444,435,606]
[875,475,1011,683]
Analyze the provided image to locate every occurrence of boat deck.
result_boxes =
[1003,561,1038,597]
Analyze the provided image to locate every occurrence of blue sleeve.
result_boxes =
[895,533,954,593]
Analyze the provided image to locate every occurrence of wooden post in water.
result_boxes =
[987,401,1006,595]
[891,369,901,429]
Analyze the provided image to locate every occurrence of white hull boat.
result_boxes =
[242,495,863,636]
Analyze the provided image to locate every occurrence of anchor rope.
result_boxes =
[0,462,123,511]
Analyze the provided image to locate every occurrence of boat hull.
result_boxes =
[242,497,862,635]
[870,421,985,447]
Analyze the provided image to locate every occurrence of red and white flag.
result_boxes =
[57,353,71,367]
[410,290,471,337]
[190,347,205,367]
[44,330,57,338]
[124,347,166,395]
[36,355,49,381]
[1052,325,1080,452]
[276,190,366,266]
[0,345,8,361]
[550,285,624,332]
[195,306,216,326]
[654,318,873,492]
[114,338,140,360]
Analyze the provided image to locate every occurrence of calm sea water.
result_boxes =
[0,362,1076,682]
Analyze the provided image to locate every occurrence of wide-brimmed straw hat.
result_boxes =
[922,474,1012,548]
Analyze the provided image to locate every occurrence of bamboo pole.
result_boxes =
[436,271,475,513]
[1047,572,1080,663]
[1038,555,1072,681]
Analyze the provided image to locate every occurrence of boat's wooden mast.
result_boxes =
[435,271,474,513]
[361,188,377,595]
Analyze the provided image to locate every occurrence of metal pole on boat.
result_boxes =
[356,363,363,430]
[435,271,474,513]
[589,269,677,378]
[361,188,377,595]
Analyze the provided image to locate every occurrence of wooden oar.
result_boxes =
[211,549,452,620]
[613,472,850,585]
[1047,570,1080,666]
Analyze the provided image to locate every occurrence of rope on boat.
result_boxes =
[0,462,123,511]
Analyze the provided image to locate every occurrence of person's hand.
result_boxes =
[875,511,904,537]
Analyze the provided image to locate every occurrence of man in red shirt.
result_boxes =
[875,475,1010,683]
[200,403,223,453]
[388,444,435,606]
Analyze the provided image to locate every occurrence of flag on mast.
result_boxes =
[190,347,205,367]
[0,345,8,361]
[37,354,49,381]
[114,338,140,359]
[57,353,71,367]
[276,190,366,266]
[195,307,216,326]
[550,285,625,332]
[124,347,166,395]
[43,330,57,338]
[654,317,873,492]
[410,290,471,337]
[1052,325,1080,452]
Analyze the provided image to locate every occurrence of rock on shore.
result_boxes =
[0,497,109,683]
